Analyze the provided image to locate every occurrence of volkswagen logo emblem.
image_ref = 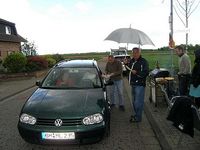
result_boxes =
[54,119,62,127]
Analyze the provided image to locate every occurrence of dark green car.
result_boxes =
[18,60,111,144]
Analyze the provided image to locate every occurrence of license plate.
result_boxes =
[41,132,75,140]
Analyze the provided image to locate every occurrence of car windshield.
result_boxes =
[41,67,102,89]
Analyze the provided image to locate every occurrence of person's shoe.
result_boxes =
[129,115,134,122]
[119,105,125,111]
[129,115,140,123]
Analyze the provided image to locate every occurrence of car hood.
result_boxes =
[22,88,106,118]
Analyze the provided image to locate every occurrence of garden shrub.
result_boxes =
[46,57,56,68]
[3,53,27,73]
[42,55,56,68]
[26,56,48,72]
[51,54,65,63]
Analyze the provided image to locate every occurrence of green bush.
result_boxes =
[26,56,48,72]
[45,57,56,68]
[42,55,56,68]
[3,53,27,73]
[51,54,65,63]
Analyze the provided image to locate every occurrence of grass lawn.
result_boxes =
[63,52,110,61]
[63,50,195,73]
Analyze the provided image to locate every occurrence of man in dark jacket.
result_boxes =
[125,47,149,122]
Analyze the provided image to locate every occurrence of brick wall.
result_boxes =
[0,42,21,60]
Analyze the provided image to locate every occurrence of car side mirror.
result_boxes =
[36,80,41,87]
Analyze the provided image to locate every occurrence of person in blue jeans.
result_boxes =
[105,55,125,111]
[124,47,149,122]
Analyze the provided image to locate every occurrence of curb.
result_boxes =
[144,104,171,150]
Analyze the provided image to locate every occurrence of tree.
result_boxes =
[174,0,200,50]
[21,40,37,56]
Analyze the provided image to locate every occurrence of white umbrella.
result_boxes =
[104,27,154,47]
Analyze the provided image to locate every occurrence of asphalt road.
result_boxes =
[0,60,161,150]
[0,86,161,150]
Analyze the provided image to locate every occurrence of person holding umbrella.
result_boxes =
[124,47,149,122]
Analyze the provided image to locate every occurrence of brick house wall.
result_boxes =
[0,18,26,61]
[0,42,21,60]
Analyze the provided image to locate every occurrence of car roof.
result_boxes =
[54,59,98,68]
[111,47,127,51]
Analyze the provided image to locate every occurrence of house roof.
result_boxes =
[0,18,15,26]
[0,18,27,43]
[0,33,27,42]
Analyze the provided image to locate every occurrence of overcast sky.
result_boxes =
[0,0,200,54]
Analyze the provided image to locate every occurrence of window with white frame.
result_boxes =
[5,26,12,35]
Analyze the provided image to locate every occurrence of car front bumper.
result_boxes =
[18,122,106,144]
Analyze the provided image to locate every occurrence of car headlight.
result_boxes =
[83,113,103,125]
[20,113,36,125]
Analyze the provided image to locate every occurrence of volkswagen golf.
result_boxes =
[18,59,111,144]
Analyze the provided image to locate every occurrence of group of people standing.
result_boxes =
[103,45,200,123]
[175,46,200,108]
[104,47,149,122]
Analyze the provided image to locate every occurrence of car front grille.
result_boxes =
[36,118,83,126]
